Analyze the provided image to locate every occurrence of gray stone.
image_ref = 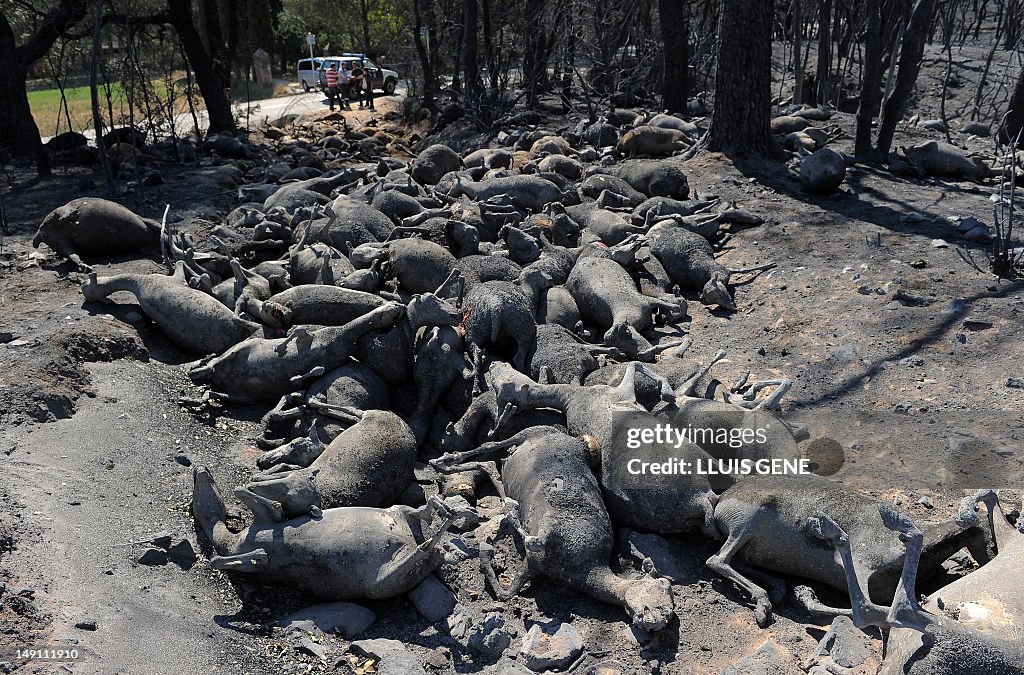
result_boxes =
[297,637,328,661]
[487,659,533,675]
[349,639,426,675]
[627,532,687,582]
[409,574,457,622]
[74,619,98,631]
[1006,377,1024,389]
[0,332,14,344]
[443,495,480,531]
[720,640,790,675]
[812,615,870,669]
[167,538,198,563]
[447,605,472,638]
[136,548,168,566]
[964,225,992,243]
[467,612,512,658]
[520,621,584,671]
[149,531,173,549]
[281,601,376,637]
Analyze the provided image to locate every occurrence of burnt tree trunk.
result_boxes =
[168,0,236,133]
[815,0,832,105]
[0,0,90,175]
[999,66,1024,145]
[658,0,688,113]
[462,0,481,101]
[855,0,882,159]
[523,0,545,107]
[874,0,936,158]
[707,0,778,157]
[412,0,437,109]
[792,0,803,104]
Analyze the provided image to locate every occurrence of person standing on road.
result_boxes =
[349,64,365,110]
[362,64,376,112]
[338,63,353,110]
[324,63,340,111]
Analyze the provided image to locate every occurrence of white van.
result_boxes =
[296,58,324,92]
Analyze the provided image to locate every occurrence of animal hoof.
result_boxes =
[754,604,773,628]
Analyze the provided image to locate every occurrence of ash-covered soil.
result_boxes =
[0,43,1023,675]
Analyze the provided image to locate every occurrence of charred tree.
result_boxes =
[706,0,778,157]
[658,0,688,113]
[412,0,437,109]
[461,0,481,101]
[999,66,1024,145]
[0,0,90,175]
[523,0,545,107]
[168,0,236,133]
[855,0,882,159]
[815,0,832,105]
[873,0,936,158]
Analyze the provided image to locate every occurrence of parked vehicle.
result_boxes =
[296,58,324,92]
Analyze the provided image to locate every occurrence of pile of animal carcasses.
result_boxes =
[39,112,1005,673]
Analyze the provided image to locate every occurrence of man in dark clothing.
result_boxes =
[362,64,376,112]
[350,65,366,110]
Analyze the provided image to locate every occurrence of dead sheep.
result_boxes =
[188,302,406,403]
[192,468,458,600]
[616,125,692,157]
[241,409,417,519]
[799,147,847,194]
[81,263,253,355]
[411,144,463,184]
[899,141,990,181]
[808,503,1023,674]
[33,197,161,268]
[433,426,674,631]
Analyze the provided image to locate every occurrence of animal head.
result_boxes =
[80,272,103,301]
[259,300,293,328]
[407,292,460,330]
[700,277,735,311]
[375,301,407,328]
[518,268,554,294]
[623,576,674,632]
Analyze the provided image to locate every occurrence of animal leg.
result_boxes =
[233,486,286,522]
[705,519,774,627]
[676,349,727,397]
[878,506,932,632]
[210,549,269,572]
[480,498,539,600]
[275,327,314,356]
[792,585,854,618]
[726,379,793,410]
[289,366,325,385]
[265,396,306,423]
[191,467,236,553]
[376,499,459,586]
[729,371,750,392]
[636,338,690,362]
[305,398,363,424]
[805,512,888,629]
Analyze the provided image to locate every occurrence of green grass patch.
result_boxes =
[28,80,197,137]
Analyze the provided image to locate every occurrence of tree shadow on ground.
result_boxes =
[731,157,992,241]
